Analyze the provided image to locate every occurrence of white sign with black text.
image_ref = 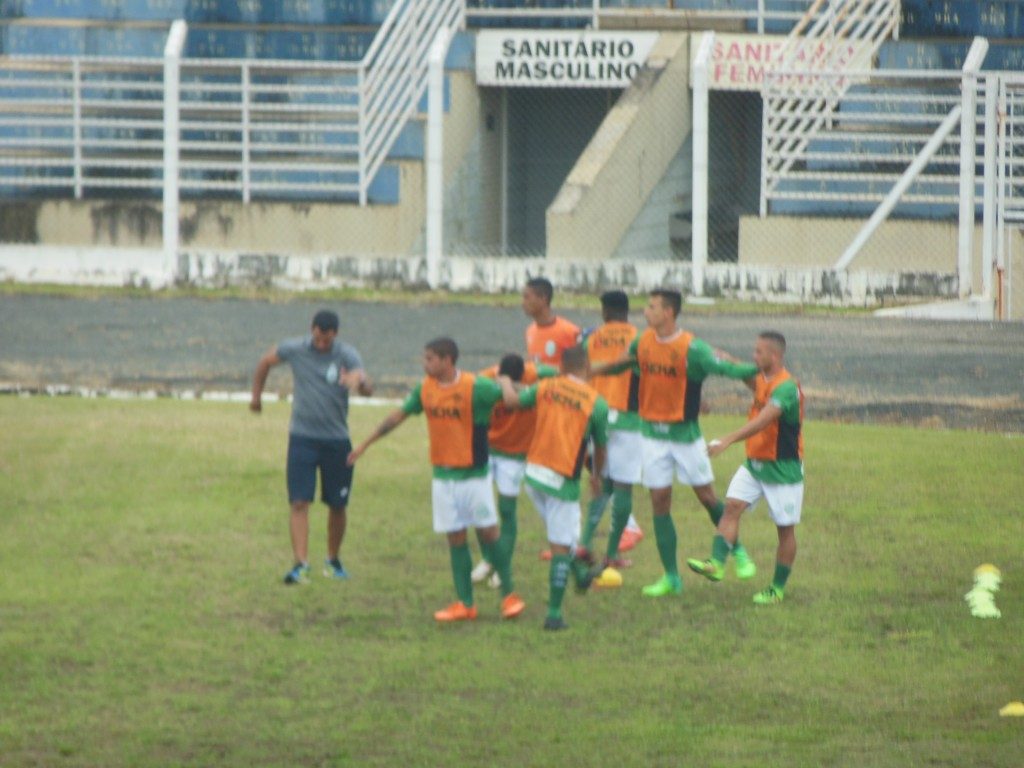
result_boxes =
[476,31,659,88]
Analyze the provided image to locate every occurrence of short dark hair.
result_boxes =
[525,277,554,305]
[650,289,682,318]
[498,353,525,382]
[758,330,787,353]
[561,345,588,374]
[312,310,339,333]
[424,337,459,364]
[600,290,629,321]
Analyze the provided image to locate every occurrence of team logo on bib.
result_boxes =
[545,340,556,358]
[326,363,338,384]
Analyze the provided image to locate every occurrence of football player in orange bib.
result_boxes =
[688,331,804,606]
[349,337,525,623]
[497,346,609,631]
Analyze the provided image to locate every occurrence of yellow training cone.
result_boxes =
[999,701,1024,717]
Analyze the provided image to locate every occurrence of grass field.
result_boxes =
[1,398,1022,767]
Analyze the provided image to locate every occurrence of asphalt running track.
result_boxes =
[1,293,1022,431]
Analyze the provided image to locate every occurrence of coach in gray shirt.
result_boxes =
[251,310,373,585]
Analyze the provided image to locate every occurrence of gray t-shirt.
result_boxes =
[277,335,364,440]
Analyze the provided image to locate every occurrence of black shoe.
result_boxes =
[573,564,595,594]
[543,616,568,631]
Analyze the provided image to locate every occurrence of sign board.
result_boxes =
[690,32,873,91]
[476,31,659,88]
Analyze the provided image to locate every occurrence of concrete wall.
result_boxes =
[0,70,482,258]
[546,32,692,261]
[740,215,988,296]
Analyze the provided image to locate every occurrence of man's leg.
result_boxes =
[581,476,613,552]
[283,435,317,584]
[323,506,349,578]
[604,481,633,564]
[435,529,476,619]
[687,497,747,581]
[642,486,682,597]
[546,542,572,630]
[693,483,756,579]
[289,501,311,564]
[754,525,796,605]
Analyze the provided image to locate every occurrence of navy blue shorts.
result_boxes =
[286,434,354,508]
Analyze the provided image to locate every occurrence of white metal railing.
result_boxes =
[465,0,824,35]
[997,75,1024,319]
[0,0,463,205]
[359,0,463,204]
[760,0,901,214]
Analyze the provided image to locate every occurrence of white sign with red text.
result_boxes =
[690,32,872,91]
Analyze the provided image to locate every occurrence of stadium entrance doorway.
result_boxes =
[500,87,620,256]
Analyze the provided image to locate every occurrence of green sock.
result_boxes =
[706,500,745,555]
[581,478,613,549]
[711,534,731,565]
[605,485,633,561]
[707,499,725,526]
[548,554,571,619]
[480,537,513,597]
[449,542,474,607]
[773,563,792,591]
[497,495,518,559]
[652,513,679,578]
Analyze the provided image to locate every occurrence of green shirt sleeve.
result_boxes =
[687,338,758,382]
[536,364,559,379]
[769,379,801,423]
[590,396,609,447]
[516,383,539,409]
[472,376,503,423]
[401,383,423,415]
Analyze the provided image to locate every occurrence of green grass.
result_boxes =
[1,398,1021,767]
[0,280,875,316]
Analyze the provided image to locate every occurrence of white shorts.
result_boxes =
[602,428,643,485]
[641,435,714,489]
[489,454,526,498]
[525,484,581,548]
[431,476,498,534]
[725,464,803,526]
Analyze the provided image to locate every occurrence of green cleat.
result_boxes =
[641,574,682,597]
[686,557,724,582]
[732,547,757,580]
[753,585,785,605]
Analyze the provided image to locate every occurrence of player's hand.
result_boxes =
[589,472,603,498]
[347,446,364,466]
[339,369,365,391]
[249,398,262,413]
[707,439,727,458]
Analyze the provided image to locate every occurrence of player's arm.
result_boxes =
[707,403,781,458]
[347,409,408,465]
[589,354,635,378]
[339,368,374,396]
[250,347,282,413]
[691,340,758,382]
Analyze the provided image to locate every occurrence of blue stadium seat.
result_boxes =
[0,0,396,25]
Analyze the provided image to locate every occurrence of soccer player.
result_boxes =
[250,309,373,585]
[347,337,525,623]
[497,345,609,631]
[471,354,558,587]
[523,276,580,366]
[579,290,645,586]
[688,331,804,605]
[593,289,759,598]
